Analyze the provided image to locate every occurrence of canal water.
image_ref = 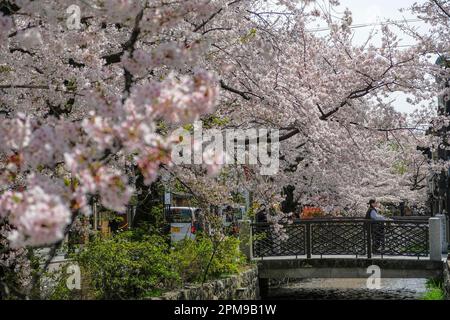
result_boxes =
[267,278,428,300]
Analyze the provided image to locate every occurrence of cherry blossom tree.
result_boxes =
[195,0,434,214]
[0,0,445,298]
[0,0,223,297]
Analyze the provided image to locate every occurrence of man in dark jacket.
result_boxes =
[366,199,387,254]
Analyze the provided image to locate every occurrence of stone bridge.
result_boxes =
[249,217,448,296]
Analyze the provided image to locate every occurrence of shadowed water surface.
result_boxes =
[268,278,428,300]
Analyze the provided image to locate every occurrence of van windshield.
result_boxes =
[169,208,192,223]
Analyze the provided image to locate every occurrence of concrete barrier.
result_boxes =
[429,217,443,261]
[435,214,448,254]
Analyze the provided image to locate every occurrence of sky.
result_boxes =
[309,0,433,114]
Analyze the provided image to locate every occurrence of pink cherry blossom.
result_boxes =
[0,0,449,298]
[0,12,12,45]
[3,186,71,247]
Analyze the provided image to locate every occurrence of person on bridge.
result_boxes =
[366,199,387,254]
[366,199,387,221]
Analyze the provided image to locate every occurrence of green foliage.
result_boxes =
[202,115,231,129]
[64,79,77,92]
[61,226,246,299]
[240,28,257,43]
[423,287,445,300]
[182,123,194,132]
[404,243,427,254]
[171,234,246,283]
[45,264,81,300]
[387,141,401,151]
[231,191,245,205]
[173,179,190,194]
[156,120,168,135]
[436,55,450,68]
[392,160,407,175]
[74,233,179,299]
[170,235,213,283]
[128,194,138,206]
[251,230,268,242]
[423,278,445,300]
[208,236,246,277]
[148,203,166,233]
[0,65,13,73]
[247,202,260,219]
[65,98,75,110]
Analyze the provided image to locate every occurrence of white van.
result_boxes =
[167,207,201,243]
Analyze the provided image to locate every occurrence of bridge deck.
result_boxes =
[253,254,432,261]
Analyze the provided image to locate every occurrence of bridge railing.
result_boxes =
[251,219,429,260]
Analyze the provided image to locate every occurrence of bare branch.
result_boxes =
[220,80,251,100]
[432,0,450,18]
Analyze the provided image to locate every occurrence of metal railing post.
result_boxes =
[367,221,372,259]
[306,222,312,259]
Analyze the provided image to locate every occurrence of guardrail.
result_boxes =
[251,219,430,260]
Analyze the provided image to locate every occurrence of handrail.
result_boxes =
[289,216,430,220]
[251,217,430,259]
[252,218,429,226]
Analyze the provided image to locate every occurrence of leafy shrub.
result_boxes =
[207,236,246,277]
[170,235,212,283]
[74,233,179,299]
[44,264,81,300]
[423,278,445,300]
[171,233,246,283]
[59,229,246,299]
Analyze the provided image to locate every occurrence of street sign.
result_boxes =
[164,192,171,205]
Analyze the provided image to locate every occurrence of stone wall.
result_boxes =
[149,266,258,300]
